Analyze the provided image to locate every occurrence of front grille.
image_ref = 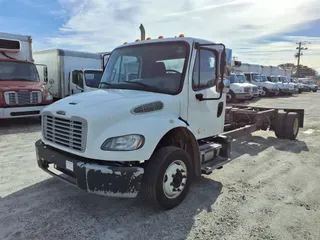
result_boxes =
[4,91,42,105]
[252,87,258,93]
[42,113,88,152]
[244,87,250,93]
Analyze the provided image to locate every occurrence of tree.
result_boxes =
[278,63,318,77]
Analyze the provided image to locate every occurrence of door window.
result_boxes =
[192,49,216,91]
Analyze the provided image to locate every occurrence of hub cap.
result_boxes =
[163,160,187,199]
[293,118,299,135]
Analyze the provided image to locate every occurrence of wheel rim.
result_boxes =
[293,118,299,135]
[163,160,187,199]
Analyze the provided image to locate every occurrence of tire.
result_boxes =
[263,88,270,97]
[313,90,317,92]
[226,91,235,103]
[142,146,193,210]
[284,112,300,140]
[274,112,287,139]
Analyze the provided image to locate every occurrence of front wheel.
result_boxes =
[313,89,317,92]
[142,146,193,210]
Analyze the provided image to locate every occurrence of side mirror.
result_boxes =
[233,60,241,67]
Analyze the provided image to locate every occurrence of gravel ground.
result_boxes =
[1,92,320,240]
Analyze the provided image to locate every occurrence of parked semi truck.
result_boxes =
[0,32,53,119]
[237,63,279,96]
[33,49,104,100]
[35,31,305,210]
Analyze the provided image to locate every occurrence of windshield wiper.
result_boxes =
[123,81,152,87]
[99,82,113,88]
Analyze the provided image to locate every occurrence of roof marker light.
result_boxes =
[158,36,164,39]
[179,34,185,37]
[135,39,140,42]
[123,42,128,44]
[146,37,152,40]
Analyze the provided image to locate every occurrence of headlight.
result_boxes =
[45,91,53,101]
[101,134,145,151]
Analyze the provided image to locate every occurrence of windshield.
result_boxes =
[271,76,279,82]
[279,77,288,83]
[99,42,188,95]
[261,75,268,82]
[252,74,261,82]
[229,74,239,83]
[84,70,103,88]
[0,61,39,82]
[236,74,248,83]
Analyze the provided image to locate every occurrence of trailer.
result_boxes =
[33,49,104,100]
[35,30,305,210]
[0,32,53,119]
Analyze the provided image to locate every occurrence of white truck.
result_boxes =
[33,49,104,100]
[237,63,279,97]
[0,32,53,119]
[224,73,258,102]
[35,33,305,210]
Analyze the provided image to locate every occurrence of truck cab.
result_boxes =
[244,72,279,96]
[223,73,252,102]
[235,72,260,97]
[0,33,53,119]
[35,35,305,210]
[69,68,103,95]
[268,75,291,95]
[278,75,296,94]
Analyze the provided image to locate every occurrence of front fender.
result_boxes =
[86,115,188,161]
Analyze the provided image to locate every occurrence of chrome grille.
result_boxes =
[244,87,250,93]
[4,91,42,105]
[252,87,258,93]
[42,113,88,152]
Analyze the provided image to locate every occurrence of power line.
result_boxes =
[295,41,310,77]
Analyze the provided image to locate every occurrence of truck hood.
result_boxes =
[0,81,44,92]
[45,89,180,118]
[231,83,254,88]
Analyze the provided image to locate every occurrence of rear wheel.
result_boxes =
[274,112,287,139]
[284,112,300,140]
[142,146,193,210]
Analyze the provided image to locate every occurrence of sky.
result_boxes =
[0,0,319,73]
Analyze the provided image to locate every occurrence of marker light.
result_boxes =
[135,39,140,42]
[146,37,152,40]
[158,36,164,39]
[123,42,128,44]
[179,34,185,37]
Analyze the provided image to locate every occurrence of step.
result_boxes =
[201,157,232,175]
[199,142,222,163]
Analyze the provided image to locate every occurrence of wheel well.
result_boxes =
[154,127,201,180]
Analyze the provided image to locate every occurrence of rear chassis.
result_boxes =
[35,105,304,198]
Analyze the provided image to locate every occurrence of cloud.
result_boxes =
[41,0,320,70]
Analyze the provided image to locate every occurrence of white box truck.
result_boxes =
[0,32,53,119]
[33,49,104,100]
[236,63,279,96]
[35,33,305,210]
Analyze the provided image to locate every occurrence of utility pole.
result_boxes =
[295,41,309,78]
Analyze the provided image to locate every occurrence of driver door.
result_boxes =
[70,70,84,95]
[187,47,225,139]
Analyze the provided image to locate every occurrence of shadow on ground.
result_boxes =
[0,117,41,135]
[0,176,222,240]
[231,135,309,159]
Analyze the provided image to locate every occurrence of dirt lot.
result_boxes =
[1,92,320,240]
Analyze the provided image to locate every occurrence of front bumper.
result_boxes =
[35,140,144,198]
[268,88,279,93]
[0,105,46,119]
[235,93,251,99]
[281,88,295,94]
